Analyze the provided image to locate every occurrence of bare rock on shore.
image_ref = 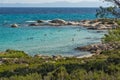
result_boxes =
[11,24,19,28]
[75,42,120,55]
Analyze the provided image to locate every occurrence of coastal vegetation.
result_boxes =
[1,0,120,80]
[1,27,120,80]
[2,22,120,79]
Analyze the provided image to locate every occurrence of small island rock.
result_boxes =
[11,24,19,28]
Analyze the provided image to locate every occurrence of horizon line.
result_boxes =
[0,6,99,8]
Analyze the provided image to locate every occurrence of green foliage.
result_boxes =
[70,69,87,80]
[96,0,120,18]
[1,1,120,79]
[96,6,118,18]
[0,49,29,58]
[116,19,120,25]
[102,28,120,43]
[53,66,70,80]
[1,73,42,80]
[0,37,120,80]
[0,51,119,80]
[71,70,113,80]
[104,0,120,7]
[107,54,120,64]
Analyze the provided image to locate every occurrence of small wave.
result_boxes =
[25,21,36,23]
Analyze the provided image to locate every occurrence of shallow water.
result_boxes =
[0,25,106,56]
[0,8,107,56]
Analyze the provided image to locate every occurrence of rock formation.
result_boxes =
[75,42,120,55]
[11,24,19,28]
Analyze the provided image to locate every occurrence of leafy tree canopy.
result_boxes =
[96,0,120,18]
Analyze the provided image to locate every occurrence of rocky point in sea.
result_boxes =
[28,18,119,30]
[75,42,120,55]
[11,18,119,30]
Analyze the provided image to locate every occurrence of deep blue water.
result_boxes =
[0,7,97,23]
[0,7,97,14]
[0,8,106,56]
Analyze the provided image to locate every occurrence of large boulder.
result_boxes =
[50,19,66,24]
[11,24,19,28]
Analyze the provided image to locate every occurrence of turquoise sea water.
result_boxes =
[0,8,106,56]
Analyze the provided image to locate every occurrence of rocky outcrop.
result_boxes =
[29,19,68,26]
[79,19,119,30]
[67,21,80,25]
[50,19,67,24]
[75,42,120,55]
[11,24,19,28]
[27,18,119,30]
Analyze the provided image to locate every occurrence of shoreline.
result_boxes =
[0,49,94,59]
[6,18,119,58]
[75,53,94,58]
